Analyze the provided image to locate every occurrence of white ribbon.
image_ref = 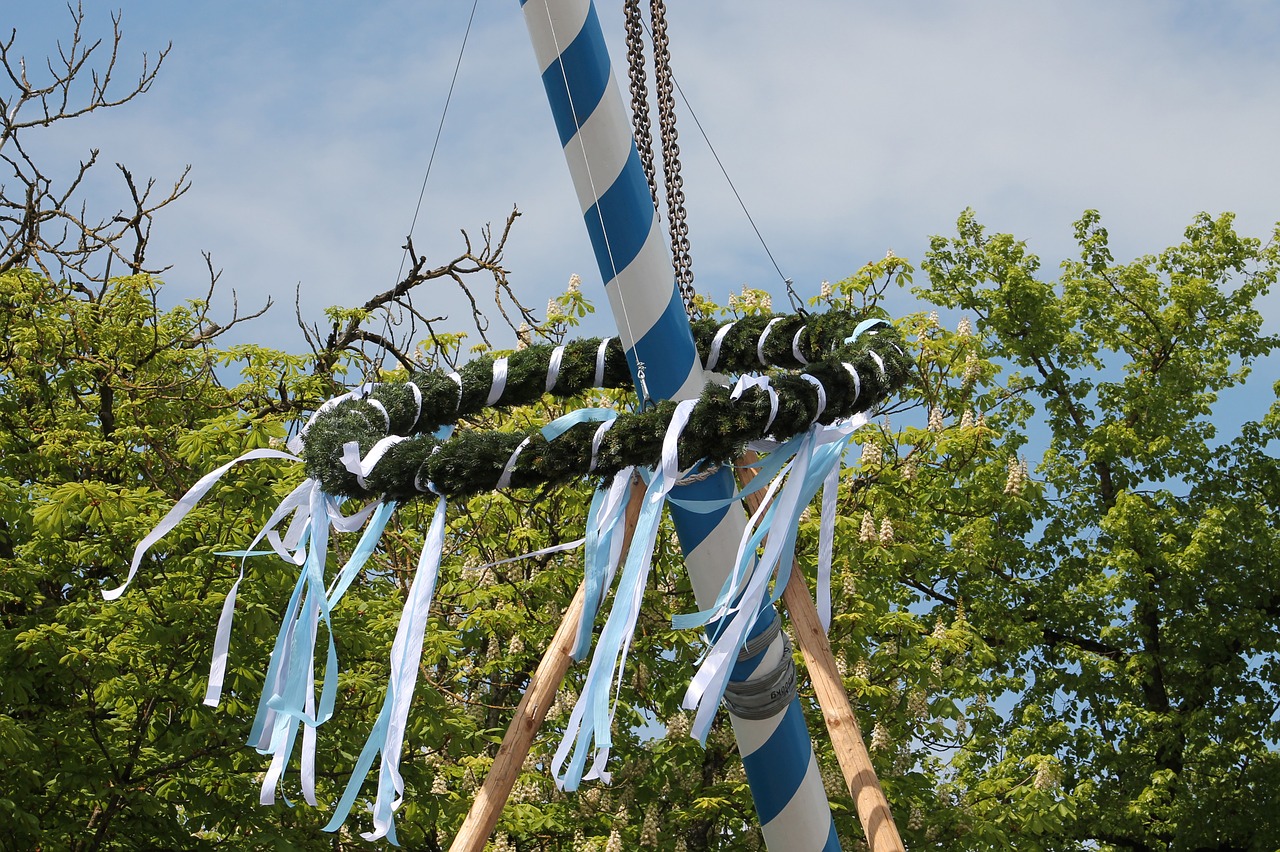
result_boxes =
[588,418,614,472]
[496,437,532,490]
[470,537,587,574]
[365,398,391,431]
[325,493,383,532]
[756,316,785,366]
[730,374,779,436]
[106,447,301,601]
[447,371,463,413]
[594,338,612,387]
[706,321,736,372]
[204,478,316,707]
[800,374,828,423]
[405,381,423,428]
[268,485,316,565]
[341,435,408,489]
[817,463,840,632]
[791,326,809,365]
[546,345,566,392]
[682,430,818,741]
[841,362,862,405]
[869,350,886,377]
[680,416,866,744]
[487,357,509,406]
[290,383,375,453]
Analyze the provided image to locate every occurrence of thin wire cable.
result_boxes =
[639,20,790,290]
[539,0,651,404]
[368,0,480,370]
[397,0,480,283]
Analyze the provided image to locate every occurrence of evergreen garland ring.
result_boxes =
[300,311,911,501]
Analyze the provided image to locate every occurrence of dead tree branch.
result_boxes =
[0,2,182,285]
[308,206,530,377]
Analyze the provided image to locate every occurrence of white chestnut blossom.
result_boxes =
[860,511,877,542]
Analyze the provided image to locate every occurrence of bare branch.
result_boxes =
[186,254,272,346]
[312,207,526,377]
[0,3,169,149]
[1,4,182,285]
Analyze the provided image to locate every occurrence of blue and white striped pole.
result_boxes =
[520,3,839,848]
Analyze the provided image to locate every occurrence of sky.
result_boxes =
[9,1,1280,398]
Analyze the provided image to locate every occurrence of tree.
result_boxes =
[7,8,1280,852]
[823,210,1280,851]
[0,8,579,850]
[1,2,182,285]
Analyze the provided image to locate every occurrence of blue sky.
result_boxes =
[10,2,1280,395]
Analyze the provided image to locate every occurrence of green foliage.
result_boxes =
[0,268,337,849]
[822,209,1280,851]
[5,209,1280,852]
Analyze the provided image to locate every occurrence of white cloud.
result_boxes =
[11,0,1280,350]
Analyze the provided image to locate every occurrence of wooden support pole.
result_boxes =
[737,453,905,852]
[449,475,646,852]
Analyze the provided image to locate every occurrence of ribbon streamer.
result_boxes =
[107,447,301,601]
[552,399,698,789]
[325,497,448,843]
[678,416,866,744]
[205,478,316,706]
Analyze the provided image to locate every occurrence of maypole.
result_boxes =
[519,2,839,848]
[110,4,910,847]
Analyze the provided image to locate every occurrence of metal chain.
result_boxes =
[649,0,697,317]
[624,0,660,213]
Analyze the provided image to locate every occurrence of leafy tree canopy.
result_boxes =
[3,7,1280,852]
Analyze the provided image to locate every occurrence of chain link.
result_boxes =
[624,0,696,319]
[649,0,697,317]
[624,0,660,213]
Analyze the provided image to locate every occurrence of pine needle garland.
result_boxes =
[301,311,911,501]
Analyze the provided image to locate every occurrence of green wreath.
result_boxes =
[301,311,911,501]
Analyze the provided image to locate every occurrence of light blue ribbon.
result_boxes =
[326,500,397,605]
[846,317,891,343]
[664,449,794,515]
[574,468,634,660]
[540,407,630,661]
[551,399,698,790]
[553,468,669,789]
[325,496,447,844]
[540,407,617,441]
[249,488,396,807]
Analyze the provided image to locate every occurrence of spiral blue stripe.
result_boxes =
[824,819,842,851]
[622,286,704,401]
[521,2,838,848]
[741,700,813,823]
[540,3,608,146]
[583,144,657,272]
[664,471,734,553]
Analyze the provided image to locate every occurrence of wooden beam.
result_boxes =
[449,475,645,852]
[736,452,905,852]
